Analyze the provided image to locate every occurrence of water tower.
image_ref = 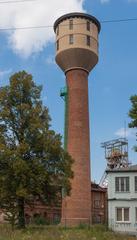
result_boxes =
[54,12,101,226]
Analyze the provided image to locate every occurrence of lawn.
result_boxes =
[0,224,136,240]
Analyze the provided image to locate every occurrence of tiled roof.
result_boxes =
[91,182,107,192]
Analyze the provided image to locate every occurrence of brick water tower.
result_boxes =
[54,12,101,226]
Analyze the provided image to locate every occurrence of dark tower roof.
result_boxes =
[54,12,101,33]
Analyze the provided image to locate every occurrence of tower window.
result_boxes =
[87,35,90,46]
[135,176,137,191]
[69,19,73,30]
[87,21,90,31]
[56,40,59,50]
[69,34,74,44]
[57,26,59,35]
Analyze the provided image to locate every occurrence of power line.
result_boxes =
[101,17,137,23]
[0,0,38,4]
[0,25,51,31]
[0,17,136,32]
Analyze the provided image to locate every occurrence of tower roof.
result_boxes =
[54,12,101,33]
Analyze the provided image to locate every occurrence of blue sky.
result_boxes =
[0,0,137,183]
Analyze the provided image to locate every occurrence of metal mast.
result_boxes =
[100,138,129,187]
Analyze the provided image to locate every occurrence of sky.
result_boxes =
[0,0,137,183]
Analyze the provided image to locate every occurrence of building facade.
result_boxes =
[107,165,137,234]
[91,182,107,224]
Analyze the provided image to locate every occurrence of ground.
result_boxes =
[0,225,136,240]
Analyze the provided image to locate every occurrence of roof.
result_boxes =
[106,164,137,173]
[91,182,107,192]
[54,12,101,33]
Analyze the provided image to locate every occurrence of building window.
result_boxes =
[94,192,101,208]
[87,21,90,31]
[53,213,61,224]
[115,177,129,192]
[135,208,137,222]
[56,40,59,50]
[135,176,137,192]
[69,34,74,44]
[87,35,90,46]
[94,200,101,208]
[116,208,122,221]
[69,19,73,30]
[124,208,129,221]
[92,215,101,224]
[116,208,129,222]
[56,26,59,35]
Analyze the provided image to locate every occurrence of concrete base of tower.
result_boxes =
[61,217,91,227]
[61,196,92,227]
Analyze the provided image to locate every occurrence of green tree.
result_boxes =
[128,95,137,151]
[0,71,73,229]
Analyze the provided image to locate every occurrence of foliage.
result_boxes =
[32,215,49,225]
[128,95,137,151]
[0,225,136,240]
[2,202,18,231]
[0,71,73,229]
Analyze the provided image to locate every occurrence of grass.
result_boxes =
[0,224,136,240]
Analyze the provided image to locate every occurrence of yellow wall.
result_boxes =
[56,17,98,56]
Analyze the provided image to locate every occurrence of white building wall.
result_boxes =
[108,200,137,233]
[108,171,137,235]
[108,172,137,199]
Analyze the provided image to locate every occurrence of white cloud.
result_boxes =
[45,55,55,65]
[0,69,12,79]
[0,0,85,57]
[115,127,136,139]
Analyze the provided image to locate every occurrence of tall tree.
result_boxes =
[0,71,73,229]
[128,95,137,151]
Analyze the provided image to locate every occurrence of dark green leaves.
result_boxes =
[0,71,73,228]
[128,95,137,151]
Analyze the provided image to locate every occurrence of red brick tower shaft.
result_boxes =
[61,69,91,225]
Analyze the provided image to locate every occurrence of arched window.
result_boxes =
[57,40,59,50]
[87,35,90,46]
[69,19,73,30]
[69,34,74,44]
[57,26,59,35]
[87,21,90,31]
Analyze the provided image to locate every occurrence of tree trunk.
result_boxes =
[17,197,25,228]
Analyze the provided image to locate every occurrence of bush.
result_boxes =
[78,223,90,229]
[32,215,50,225]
